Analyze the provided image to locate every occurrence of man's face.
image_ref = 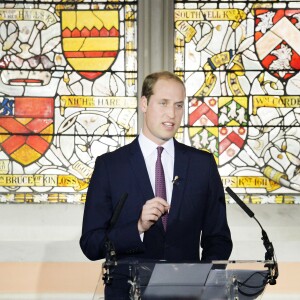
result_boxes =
[141,78,185,145]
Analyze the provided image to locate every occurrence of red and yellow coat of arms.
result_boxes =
[255,9,300,80]
[0,97,54,166]
[61,10,120,80]
[188,96,248,166]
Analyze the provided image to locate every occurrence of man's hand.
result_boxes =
[138,197,169,233]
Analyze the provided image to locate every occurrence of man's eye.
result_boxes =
[159,101,167,106]
[176,103,183,109]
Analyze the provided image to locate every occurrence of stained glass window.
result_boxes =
[174,1,300,204]
[0,0,138,203]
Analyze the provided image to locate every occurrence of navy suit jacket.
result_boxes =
[80,137,232,262]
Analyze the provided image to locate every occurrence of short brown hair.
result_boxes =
[141,71,185,102]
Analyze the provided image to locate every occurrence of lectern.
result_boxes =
[93,188,278,299]
[93,260,275,300]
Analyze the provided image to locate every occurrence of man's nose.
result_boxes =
[166,105,175,118]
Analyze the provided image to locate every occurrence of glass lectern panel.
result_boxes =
[94,260,274,300]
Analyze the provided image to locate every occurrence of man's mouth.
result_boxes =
[162,122,175,128]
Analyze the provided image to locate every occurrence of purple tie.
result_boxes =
[155,146,168,231]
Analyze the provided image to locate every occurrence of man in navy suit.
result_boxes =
[80,71,232,298]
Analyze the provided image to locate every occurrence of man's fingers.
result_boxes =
[145,197,169,212]
[138,197,170,233]
[147,204,167,216]
[153,197,169,207]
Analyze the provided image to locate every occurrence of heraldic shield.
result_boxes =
[255,9,300,81]
[61,10,120,80]
[188,96,248,167]
[0,97,54,166]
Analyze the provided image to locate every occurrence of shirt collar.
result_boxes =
[138,130,175,159]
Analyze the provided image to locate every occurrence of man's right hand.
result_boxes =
[138,197,170,233]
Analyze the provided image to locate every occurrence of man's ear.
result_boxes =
[140,96,148,113]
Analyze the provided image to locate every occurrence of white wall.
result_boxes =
[0,204,85,262]
[0,203,299,263]
[228,204,300,262]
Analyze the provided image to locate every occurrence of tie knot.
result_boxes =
[157,146,164,157]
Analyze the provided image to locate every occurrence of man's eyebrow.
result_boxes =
[160,99,185,103]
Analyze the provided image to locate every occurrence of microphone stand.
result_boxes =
[101,192,141,299]
[102,235,117,285]
[254,216,278,285]
[102,193,128,285]
[226,187,279,285]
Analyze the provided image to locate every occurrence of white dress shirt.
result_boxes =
[138,130,175,205]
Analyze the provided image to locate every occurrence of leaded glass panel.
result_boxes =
[174,1,300,204]
[0,0,138,203]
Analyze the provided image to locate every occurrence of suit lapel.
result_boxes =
[167,140,189,228]
[129,138,154,204]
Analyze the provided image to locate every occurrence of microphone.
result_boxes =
[107,192,128,233]
[226,187,254,218]
[172,176,180,185]
[225,187,278,285]
[103,192,128,285]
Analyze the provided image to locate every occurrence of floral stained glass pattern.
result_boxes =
[174,1,300,204]
[0,0,138,203]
